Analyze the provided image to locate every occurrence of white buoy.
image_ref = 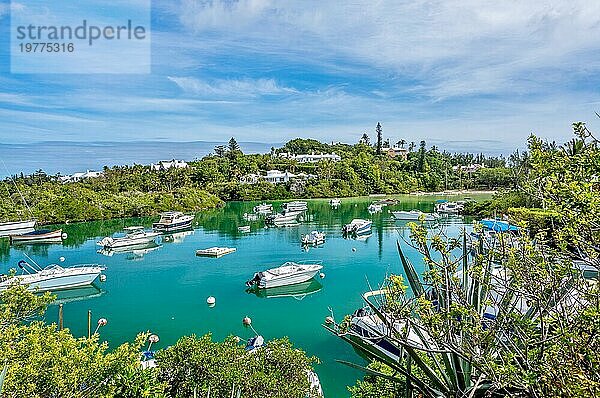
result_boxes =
[319,272,325,279]
[352,247,357,252]
[99,275,107,282]
[61,233,68,240]
[59,256,65,262]
[243,316,252,326]
[206,296,216,306]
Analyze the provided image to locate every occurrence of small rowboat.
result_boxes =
[196,247,237,258]
[10,229,66,244]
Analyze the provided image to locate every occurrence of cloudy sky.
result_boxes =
[1,0,599,153]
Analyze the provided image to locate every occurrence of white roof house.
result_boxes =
[150,159,189,171]
[58,170,103,183]
[452,164,485,173]
[278,152,341,163]
[264,170,296,184]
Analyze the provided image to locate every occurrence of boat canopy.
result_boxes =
[480,219,520,232]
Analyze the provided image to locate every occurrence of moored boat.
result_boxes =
[0,220,36,237]
[97,227,160,249]
[0,260,105,292]
[435,200,464,215]
[265,212,300,225]
[301,230,326,246]
[368,203,383,213]
[253,203,273,214]
[282,201,308,213]
[152,211,194,232]
[374,198,398,206]
[342,219,372,235]
[10,228,66,244]
[245,260,323,289]
[238,225,251,233]
[329,198,341,207]
[391,210,438,222]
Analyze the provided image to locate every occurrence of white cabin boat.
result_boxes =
[195,247,237,257]
[0,260,105,292]
[97,227,160,249]
[342,219,372,235]
[246,261,323,289]
[302,231,326,246]
[435,201,464,215]
[329,198,341,207]
[266,212,300,225]
[238,225,251,233]
[253,203,273,214]
[392,210,438,222]
[152,211,194,232]
[282,201,308,213]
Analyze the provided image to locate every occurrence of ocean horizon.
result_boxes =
[0,140,277,177]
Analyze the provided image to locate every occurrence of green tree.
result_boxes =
[375,123,383,155]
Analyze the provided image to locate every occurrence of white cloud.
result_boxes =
[175,1,600,99]
[167,76,297,97]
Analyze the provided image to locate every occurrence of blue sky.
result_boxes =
[1,0,600,154]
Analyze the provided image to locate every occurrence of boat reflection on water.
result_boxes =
[51,285,105,304]
[97,242,161,259]
[343,232,372,242]
[161,229,194,244]
[246,279,323,300]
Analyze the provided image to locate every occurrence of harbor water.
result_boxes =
[0,194,491,397]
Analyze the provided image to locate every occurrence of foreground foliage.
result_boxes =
[0,284,318,397]
[346,122,600,398]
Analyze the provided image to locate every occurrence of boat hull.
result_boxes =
[10,229,64,244]
[0,269,102,292]
[259,269,321,289]
[153,218,194,232]
[392,211,437,222]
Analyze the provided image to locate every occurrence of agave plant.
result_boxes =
[325,221,593,397]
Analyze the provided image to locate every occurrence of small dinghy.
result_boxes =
[342,219,372,235]
[195,247,237,257]
[10,229,66,244]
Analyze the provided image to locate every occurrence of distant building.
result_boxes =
[264,170,296,184]
[452,164,485,173]
[240,170,318,184]
[382,146,408,160]
[58,170,103,183]
[278,152,341,163]
[239,173,261,184]
[150,159,189,171]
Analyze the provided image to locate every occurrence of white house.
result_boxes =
[58,170,103,183]
[278,152,341,163]
[264,170,296,183]
[150,159,189,171]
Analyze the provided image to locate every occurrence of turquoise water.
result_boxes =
[0,194,489,396]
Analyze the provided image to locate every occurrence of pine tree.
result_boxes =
[375,122,383,155]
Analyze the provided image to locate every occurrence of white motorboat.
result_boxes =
[253,203,273,214]
[368,203,383,213]
[10,228,66,244]
[0,260,105,292]
[329,198,341,207]
[282,201,308,212]
[392,210,439,222]
[243,212,259,221]
[97,226,160,249]
[266,212,300,225]
[152,211,194,232]
[342,219,372,235]
[435,201,464,215]
[301,231,326,246]
[245,260,323,289]
[238,225,251,233]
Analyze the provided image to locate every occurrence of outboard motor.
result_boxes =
[245,273,261,287]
